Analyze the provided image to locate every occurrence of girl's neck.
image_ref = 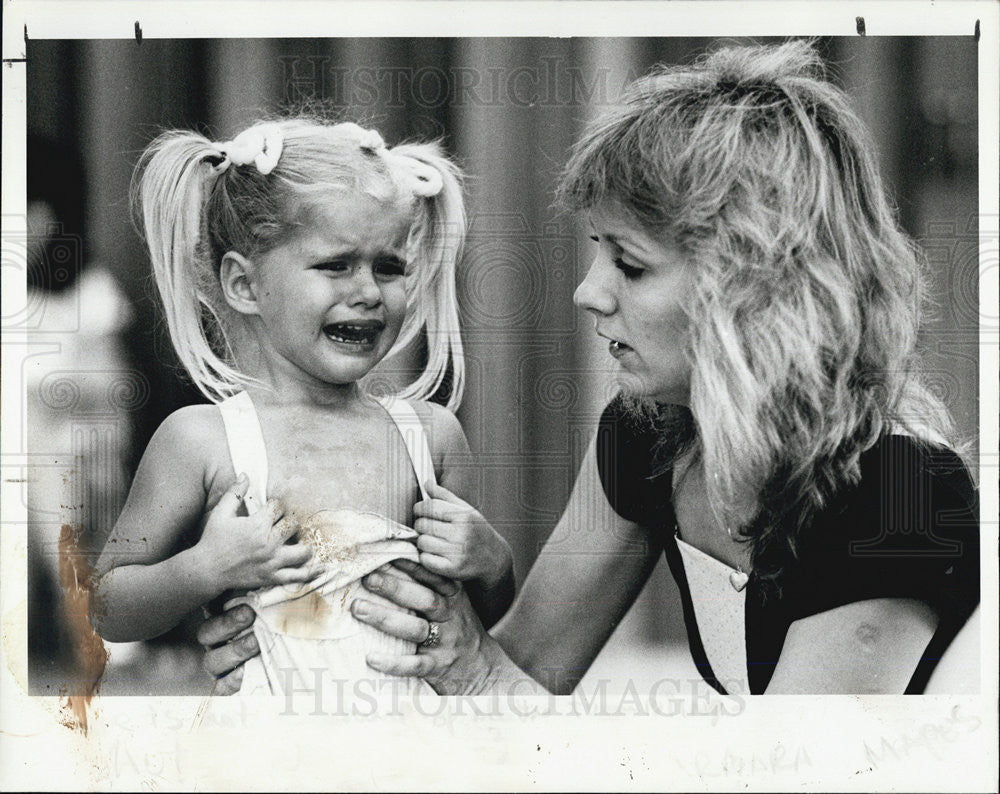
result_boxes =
[244,377,365,411]
[236,338,369,410]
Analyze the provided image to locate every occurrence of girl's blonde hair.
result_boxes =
[558,40,958,588]
[134,118,466,409]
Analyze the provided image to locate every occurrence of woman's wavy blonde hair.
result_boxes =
[558,40,958,589]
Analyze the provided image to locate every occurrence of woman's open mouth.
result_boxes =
[597,330,633,359]
[608,339,634,359]
[323,320,385,346]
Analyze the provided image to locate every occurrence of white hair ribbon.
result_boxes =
[344,123,443,198]
[210,123,284,176]
[356,127,387,153]
[388,154,444,198]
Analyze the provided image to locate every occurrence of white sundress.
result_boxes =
[218,391,435,698]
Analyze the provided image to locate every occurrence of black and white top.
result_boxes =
[595,396,980,695]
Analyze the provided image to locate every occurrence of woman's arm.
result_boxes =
[490,435,663,693]
[764,598,938,694]
[765,437,978,694]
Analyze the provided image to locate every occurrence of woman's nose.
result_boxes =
[573,259,616,316]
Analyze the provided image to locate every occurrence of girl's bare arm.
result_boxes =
[92,407,222,641]
[92,406,313,642]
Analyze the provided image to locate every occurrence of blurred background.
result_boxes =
[23,36,979,695]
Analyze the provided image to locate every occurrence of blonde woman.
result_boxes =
[202,41,980,695]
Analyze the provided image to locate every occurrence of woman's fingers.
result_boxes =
[351,598,432,644]
[390,558,462,597]
[213,667,245,696]
[196,604,255,647]
[418,552,457,578]
[361,570,447,617]
[197,604,258,684]
[366,652,437,678]
[202,630,260,678]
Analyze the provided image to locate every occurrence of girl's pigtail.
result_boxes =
[133,132,246,403]
[386,143,466,411]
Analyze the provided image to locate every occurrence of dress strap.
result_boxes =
[377,396,437,501]
[217,391,268,514]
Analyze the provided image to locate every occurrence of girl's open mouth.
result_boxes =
[323,320,385,345]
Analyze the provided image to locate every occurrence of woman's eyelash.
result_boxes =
[615,258,643,279]
[590,234,643,278]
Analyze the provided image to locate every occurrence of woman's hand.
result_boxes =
[196,603,260,695]
[192,474,316,593]
[413,482,513,590]
[350,559,516,695]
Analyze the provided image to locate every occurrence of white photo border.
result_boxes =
[2,2,997,791]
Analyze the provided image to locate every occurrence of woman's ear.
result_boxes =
[220,251,260,316]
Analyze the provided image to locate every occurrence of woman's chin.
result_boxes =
[614,372,688,407]
[614,374,646,400]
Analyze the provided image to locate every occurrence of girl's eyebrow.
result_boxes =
[306,247,408,265]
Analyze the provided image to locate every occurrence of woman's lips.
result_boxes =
[608,339,633,359]
[597,328,633,359]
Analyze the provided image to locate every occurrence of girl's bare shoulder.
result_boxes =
[148,403,235,502]
[407,399,471,464]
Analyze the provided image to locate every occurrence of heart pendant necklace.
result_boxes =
[729,567,750,592]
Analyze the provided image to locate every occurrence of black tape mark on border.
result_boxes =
[974,20,980,42]
[135,21,143,45]
[856,16,866,36]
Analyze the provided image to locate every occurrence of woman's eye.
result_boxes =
[374,258,407,278]
[615,258,644,279]
[588,234,600,243]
